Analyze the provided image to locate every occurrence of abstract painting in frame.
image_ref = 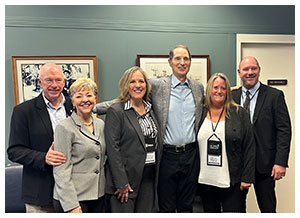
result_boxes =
[137,54,209,86]
[11,55,98,105]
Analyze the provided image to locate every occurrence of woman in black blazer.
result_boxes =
[104,66,161,213]
[197,73,255,212]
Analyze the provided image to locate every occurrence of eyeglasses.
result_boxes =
[43,78,64,85]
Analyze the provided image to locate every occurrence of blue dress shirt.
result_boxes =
[164,74,196,146]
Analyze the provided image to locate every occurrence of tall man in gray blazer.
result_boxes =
[232,56,291,212]
[7,63,72,212]
[153,45,204,212]
[94,45,204,212]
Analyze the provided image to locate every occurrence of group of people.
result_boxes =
[7,45,292,213]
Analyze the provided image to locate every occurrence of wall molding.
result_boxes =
[5,16,291,34]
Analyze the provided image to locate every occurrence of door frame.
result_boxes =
[236,34,295,86]
[236,33,295,213]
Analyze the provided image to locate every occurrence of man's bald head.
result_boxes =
[39,63,64,80]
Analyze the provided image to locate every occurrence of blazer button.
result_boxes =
[96,156,100,160]
[95,170,99,174]
[95,142,100,145]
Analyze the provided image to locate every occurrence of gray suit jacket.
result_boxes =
[94,76,204,136]
[53,112,106,212]
[94,76,204,139]
[150,76,205,138]
[105,102,162,200]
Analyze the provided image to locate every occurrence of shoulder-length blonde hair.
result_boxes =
[204,72,238,117]
[116,66,151,103]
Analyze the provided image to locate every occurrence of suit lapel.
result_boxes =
[124,109,146,148]
[150,109,159,133]
[71,112,101,143]
[161,76,171,134]
[189,78,202,133]
[199,107,208,128]
[35,94,53,139]
[253,84,267,124]
[232,88,242,104]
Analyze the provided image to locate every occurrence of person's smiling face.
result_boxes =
[238,57,260,89]
[128,70,146,102]
[210,77,227,107]
[72,88,96,116]
[168,47,191,81]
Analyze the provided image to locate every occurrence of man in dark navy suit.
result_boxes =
[7,63,72,213]
[232,56,292,213]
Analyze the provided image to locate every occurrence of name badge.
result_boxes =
[145,151,156,165]
[207,134,222,167]
[145,137,156,165]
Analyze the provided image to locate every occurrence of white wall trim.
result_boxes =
[6,16,292,34]
[236,34,295,86]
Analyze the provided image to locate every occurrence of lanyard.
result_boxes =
[208,107,225,132]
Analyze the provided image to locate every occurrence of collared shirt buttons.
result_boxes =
[95,170,99,174]
[95,142,100,145]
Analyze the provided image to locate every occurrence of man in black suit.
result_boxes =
[7,63,72,212]
[232,56,292,212]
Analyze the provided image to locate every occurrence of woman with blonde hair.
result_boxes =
[53,78,106,213]
[104,66,161,212]
[197,73,255,212]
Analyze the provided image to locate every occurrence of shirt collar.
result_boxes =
[42,92,65,110]
[124,100,152,113]
[171,74,190,88]
[242,81,261,96]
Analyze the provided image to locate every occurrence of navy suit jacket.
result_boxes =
[232,83,291,174]
[7,93,72,206]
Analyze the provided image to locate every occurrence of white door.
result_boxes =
[237,34,295,213]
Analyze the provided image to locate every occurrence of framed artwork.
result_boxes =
[137,54,210,86]
[11,55,98,105]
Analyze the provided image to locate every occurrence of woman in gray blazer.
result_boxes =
[53,78,106,213]
[197,73,255,212]
[104,66,161,213]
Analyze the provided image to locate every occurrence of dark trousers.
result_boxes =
[199,183,242,212]
[241,172,276,213]
[109,165,155,213]
[158,145,199,212]
[53,196,105,213]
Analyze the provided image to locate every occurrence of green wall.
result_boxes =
[5,5,295,166]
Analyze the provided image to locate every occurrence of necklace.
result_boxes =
[83,120,93,126]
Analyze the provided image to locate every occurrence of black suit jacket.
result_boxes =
[199,106,256,185]
[104,102,162,199]
[232,83,292,174]
[7,93,72,206]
